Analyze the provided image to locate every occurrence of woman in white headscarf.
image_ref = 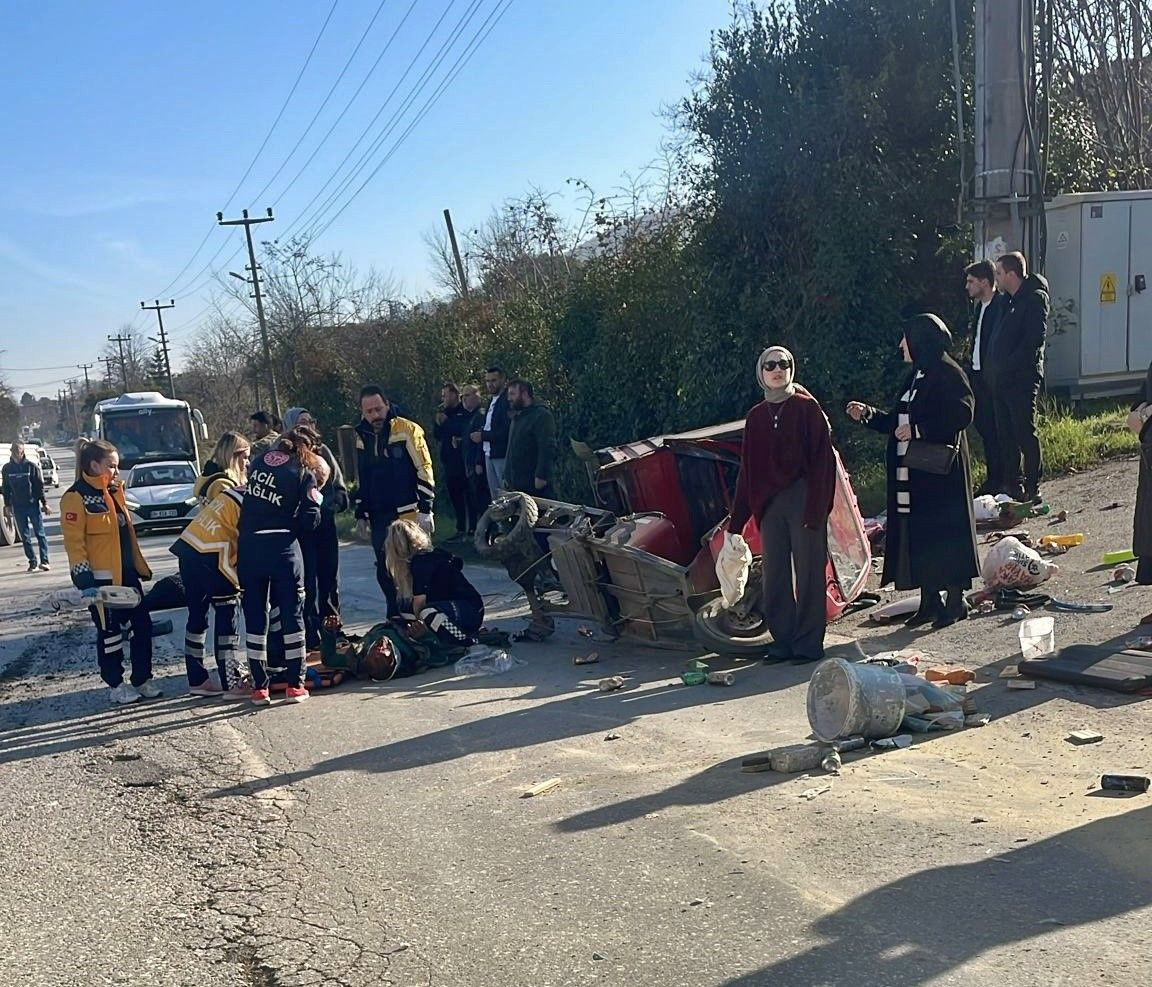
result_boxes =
[727,345,838,663]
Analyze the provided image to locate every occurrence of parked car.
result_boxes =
[37,448,60,488]
[122,460,200,533]
[473,419,873,653]
[0,442,19,546]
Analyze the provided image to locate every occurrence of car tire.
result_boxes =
[691,565,778,657]
[0,508,15,546]
[474,492,539,562]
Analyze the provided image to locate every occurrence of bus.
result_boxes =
[93,392,209,471]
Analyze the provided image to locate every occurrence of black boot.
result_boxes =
[905,589,943,628]
[932,587,969,629]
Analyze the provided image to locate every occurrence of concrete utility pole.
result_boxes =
[442,208,469,299]
[972,0,1037,263]
[107,333,132,391]
[98,356,118,389]
[76,363,92,392]
[217,208,279,418]
[140,299,176,399]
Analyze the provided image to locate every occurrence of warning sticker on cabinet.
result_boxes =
[1100,273,1118,304]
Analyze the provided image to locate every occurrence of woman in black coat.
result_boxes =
[847,313,980,628]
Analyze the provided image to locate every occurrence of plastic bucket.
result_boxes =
[1018,616,1055,660]
[806,658,907,742]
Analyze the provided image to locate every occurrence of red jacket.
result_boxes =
[728,392,837,532]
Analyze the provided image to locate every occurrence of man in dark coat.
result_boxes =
[432,382,470,539]
[847,314,980,628]
[461,384,490,524]
[990,251,1049,503]
[504,379,557,499]
[964,259,1009,495]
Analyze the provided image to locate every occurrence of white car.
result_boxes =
[123,460,200,533]
[37,449,60,488]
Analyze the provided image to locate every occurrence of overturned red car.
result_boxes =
[474,418,872,654]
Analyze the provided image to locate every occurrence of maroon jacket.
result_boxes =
[728,391,837,532]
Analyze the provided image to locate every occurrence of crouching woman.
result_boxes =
[385,518,484,647]
[61,439,159,705]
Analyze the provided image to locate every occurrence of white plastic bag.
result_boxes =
[716,531,753,607]
[972,494,998,521]
[980,536,1058,590]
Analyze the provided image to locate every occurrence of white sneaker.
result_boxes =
[187,677,222,697]
[109,683,143,705]
[135,681,163,699]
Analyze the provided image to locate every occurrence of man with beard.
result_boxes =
[504,379,557,499]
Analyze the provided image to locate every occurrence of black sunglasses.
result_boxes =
[762,359,792,371]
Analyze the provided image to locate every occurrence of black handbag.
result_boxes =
[903,438,958,475]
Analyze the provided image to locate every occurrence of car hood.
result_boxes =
[126,483,195,507]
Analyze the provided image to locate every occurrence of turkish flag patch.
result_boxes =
[65,512,78,522]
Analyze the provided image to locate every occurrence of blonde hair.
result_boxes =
[384,518,432,600]
[209,430,251,484]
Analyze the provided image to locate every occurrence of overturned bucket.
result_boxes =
[1018,615,1055,661]
[807,658,907,742]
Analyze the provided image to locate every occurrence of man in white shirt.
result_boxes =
[470,365,510,495]
[964,259,1008,496]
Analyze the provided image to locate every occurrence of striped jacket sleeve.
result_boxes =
[407,422,436,514]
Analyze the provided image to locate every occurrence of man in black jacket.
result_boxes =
[505,379,557,499]
[461,384,490,523]
[964,260,1009,495]
[2,441,51,572]
[470,366,510,495]
[432,382,470,539]
[990,251,1048,503]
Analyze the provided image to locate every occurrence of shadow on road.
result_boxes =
[717,805,1152,986]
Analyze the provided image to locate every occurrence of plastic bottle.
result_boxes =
[1038,533,1084,548]
[454,647,515,677]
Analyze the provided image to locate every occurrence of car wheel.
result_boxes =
[474,492,540,561]
[691,565,778,657]
[0,508,15,546]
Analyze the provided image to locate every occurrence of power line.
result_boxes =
[150,1,341,301]
[264,0,425,209]
[308,0,515,243]
[238,0,393,214]
[280,0,480,240]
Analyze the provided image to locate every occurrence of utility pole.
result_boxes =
[972,0,1037,263]
[217,208,279,418]
[442,208,469,299]
[140,298,176,399]
[76,362,93,393]
[98,356,118,390]
[107,332,132,391]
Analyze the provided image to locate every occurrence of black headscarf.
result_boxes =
[902,312,952,370]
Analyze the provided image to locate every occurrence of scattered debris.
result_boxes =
[1049,509,1068,524]
[577,626,595,638]
[592,952,606,961]
[800,784,832,801]
[1011,606,1032,621]
[1113,564,1136,584]
[521,777,562,799]
[1126,636,1152,651]
[971,816,988,824]
[1100,774,1150,793]
[871,735,913,750]
[1101,548,1136,565]
[925,668,976,685]
[1066,730,1104,745]
[706,670,735,686]
[821,750,842,774]
[1100,502,1125,511]
[964,713,992,727]
[689,898,705,907]
[680,670,707,686]
[573,651,600,666]
[753,744,827,774]
[1048,598,1113,612]
[1007,679,1037,690]
[604,732,621,742]
[598,676,626,693]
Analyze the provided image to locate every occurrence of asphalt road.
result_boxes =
[1,447,1150,986]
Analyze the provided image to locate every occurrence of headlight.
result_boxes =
[184,497,199,506]
[125,500,140,511]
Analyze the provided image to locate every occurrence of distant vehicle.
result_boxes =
[37,448,60,488]
[94,391,209,471]
[122,460,200,533]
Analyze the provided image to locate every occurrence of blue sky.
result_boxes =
[0,0,732,397]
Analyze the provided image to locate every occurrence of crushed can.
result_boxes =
[1113,563,1136,584]
[598,675,626,692]
[706,671,735,686]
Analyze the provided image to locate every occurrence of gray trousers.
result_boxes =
[759,479,828,660]
[485,456,506,497]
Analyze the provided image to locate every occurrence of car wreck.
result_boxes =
[474,419,872,652]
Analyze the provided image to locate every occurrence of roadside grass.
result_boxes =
[849,399,1139,518]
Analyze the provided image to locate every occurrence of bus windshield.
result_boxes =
[101,409,195,469]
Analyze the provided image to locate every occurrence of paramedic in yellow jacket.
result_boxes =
[61,439,158,706]
[353,385,435,615]
[169,430,250,697]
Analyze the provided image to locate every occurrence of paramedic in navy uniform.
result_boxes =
[238,427,325,705]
